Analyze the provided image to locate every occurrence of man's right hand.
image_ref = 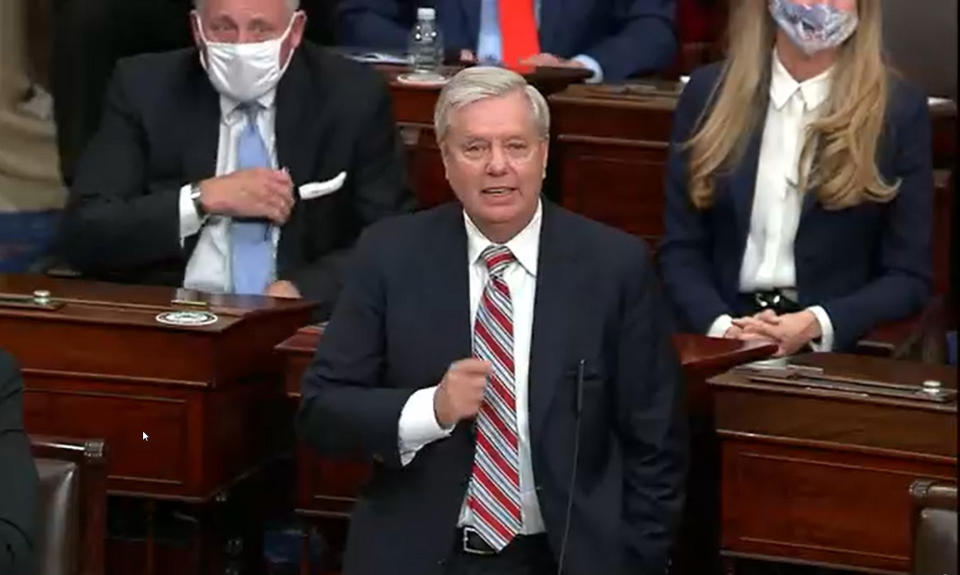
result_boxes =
[199,168,294,225]
[434,358,491,428]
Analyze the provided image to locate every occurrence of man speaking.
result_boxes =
[297,67,687,575]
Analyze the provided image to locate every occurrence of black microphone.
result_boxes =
[556,359,585,575]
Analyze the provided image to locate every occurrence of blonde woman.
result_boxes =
[658,0,933,355]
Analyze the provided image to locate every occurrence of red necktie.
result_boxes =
[467,245,522,550]
[498,0,540,69]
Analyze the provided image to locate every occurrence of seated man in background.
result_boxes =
[298,66,686,575]
[52,0,337,186]
[337,0,677,83]
[60,0,414,318]
[0,349,37,575]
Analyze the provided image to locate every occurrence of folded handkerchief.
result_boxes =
[299,171,346,200]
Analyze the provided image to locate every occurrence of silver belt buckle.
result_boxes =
[462,527,495,556]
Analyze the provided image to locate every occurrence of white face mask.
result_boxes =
[195,13,297,103]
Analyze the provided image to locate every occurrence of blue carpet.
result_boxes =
[0,210,60,272]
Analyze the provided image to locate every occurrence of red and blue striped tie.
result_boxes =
[468,245,522,551]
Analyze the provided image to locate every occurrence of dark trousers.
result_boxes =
[51,0,336,185]
[443,533,557,575]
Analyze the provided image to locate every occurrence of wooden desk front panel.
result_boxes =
[22,372,198,497]
[0,317,218,384]
[295,442,371,519]
[21,371,284,501]
[720,435,955,573]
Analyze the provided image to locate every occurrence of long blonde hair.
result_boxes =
[685,0,897,210]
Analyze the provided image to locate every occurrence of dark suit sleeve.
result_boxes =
[285,74,415,310]
[656,68,734,333]
[581,0,677,82]
[60,61,183,274]
[296,227,415,469]
[0,351,37,575]
[820,93,934,349]
[337,0,412,49]
[617,248,687,572]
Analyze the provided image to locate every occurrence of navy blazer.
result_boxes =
[657,62,933,351]
[337,0,677,82]
[297,201,687,575]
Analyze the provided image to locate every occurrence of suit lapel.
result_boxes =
[461,0,482,45]
[274,48,324,275]
[181,54,220,188]
[730,105,769,241]
[424,204,473,363]
[181,54,220,257]
[528,201,588,442]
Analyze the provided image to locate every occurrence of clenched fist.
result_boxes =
[433,358,491,428]
[199,168,294,225]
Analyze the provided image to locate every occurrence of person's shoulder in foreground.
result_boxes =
[0,349,37,575]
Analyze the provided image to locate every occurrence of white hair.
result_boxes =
[433,67,550,143]
[193,0,300,13]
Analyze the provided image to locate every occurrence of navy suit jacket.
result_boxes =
[657,62,933,351]
[297,201,687,575]
[337,0,677,82]
[0,350,37,575]
[61,43,414,319]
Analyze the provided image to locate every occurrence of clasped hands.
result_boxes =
[723,309,823,357]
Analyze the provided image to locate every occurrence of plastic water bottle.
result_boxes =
[408,7,444,78]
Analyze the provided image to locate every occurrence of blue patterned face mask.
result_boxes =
[769,0,859,56]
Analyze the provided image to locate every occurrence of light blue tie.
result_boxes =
[231,104,274,295]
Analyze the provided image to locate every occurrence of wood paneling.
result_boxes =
[710,353,958,573]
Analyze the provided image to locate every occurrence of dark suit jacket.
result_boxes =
[297,201,687,575]
[60,42,414,318]
[337,0,677,82]
[0,350,37,575]
[657,62,933,351]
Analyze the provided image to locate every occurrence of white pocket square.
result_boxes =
[298,171,346,200]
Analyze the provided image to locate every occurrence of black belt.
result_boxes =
[455,527,549,557]
[740,288,802,316]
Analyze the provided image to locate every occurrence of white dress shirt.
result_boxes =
[708,50,835,351]
[397,200,546,535]
[178,90,282,294]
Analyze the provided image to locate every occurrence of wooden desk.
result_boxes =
[0,274,316,574]
[709,353,957,574]
[277,327,775,572]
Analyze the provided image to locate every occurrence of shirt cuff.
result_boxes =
[707,314,734,338]
[806,306,834,352]
[398,386,453,466]
[179,184,204,247]
[571,54,603,84]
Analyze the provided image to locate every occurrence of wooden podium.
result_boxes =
[710,353,957,573]
[277,326,776,573]
[0,274,316,575]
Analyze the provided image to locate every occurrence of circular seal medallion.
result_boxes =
[155,310,219,327]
